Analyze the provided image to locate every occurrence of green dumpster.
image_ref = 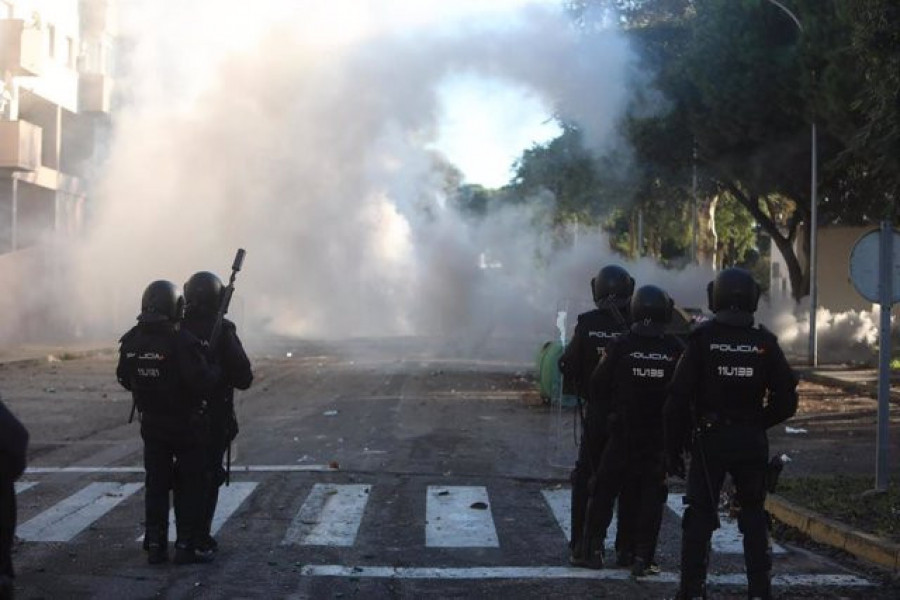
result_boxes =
[535,341,579,407]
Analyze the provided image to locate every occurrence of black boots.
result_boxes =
[674,583,707,600]
[630,557,660,577]
[616,548,635,567]
[144,528,168,565]
[173,542,215,565]
[195,534,218,554]
[146,541,168,565]
[747,571,772,600]
[569,538,604,569]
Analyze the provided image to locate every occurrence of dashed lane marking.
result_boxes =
[18,482,143,542]
[282,483,372,546]
[426,485,499,548]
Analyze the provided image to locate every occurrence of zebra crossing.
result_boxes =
[13,477,785,554]
[9,475,876,588]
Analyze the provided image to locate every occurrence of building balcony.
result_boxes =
[0,20,44,77]
[0,120,42,172]
[78,73,112,114]
[80,0,117,36]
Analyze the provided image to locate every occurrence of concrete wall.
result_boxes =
[770,225,876,312]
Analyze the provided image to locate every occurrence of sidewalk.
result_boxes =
[778,363,900,571]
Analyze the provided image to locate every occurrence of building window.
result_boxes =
[47,24,55,59]
[66,36,75,68]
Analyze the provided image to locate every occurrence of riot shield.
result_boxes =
[545,300,581,469]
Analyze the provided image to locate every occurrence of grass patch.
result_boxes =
[777,476,900,543]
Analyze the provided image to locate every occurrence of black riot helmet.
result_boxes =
[184,271,223,316]
[591,265,635,308]
[707,267,761,313]
[630,285,674,325]
[138,280,183,323]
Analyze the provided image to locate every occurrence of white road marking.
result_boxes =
[136,482,258,543]
[541,488,617,549]
[665,494,786,554]
[282,483,371,546]
[14,482,37,494]
[18,482,143,542]
[26,465,336,474]
[426,485,499,548]
[298,565,873,586]
[209,482,258,534]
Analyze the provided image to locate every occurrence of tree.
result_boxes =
[834,0,900,217]
[510,125,635,227]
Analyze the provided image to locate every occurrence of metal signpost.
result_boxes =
[849,222,900,491]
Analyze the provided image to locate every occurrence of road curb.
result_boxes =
[766,493,900,571]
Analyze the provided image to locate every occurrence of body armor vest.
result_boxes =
[694,323,772,424]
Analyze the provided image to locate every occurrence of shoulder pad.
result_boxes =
[687,320,714,338]
[118,326,138,344]
[754,323,778,342]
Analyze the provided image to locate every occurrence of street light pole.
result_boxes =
[765,0,818,366]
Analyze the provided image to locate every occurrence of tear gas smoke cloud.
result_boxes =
[72,1,650,349]
[40,0,880,364]
[758,299,881,364]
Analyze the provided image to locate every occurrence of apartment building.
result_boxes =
[0,0,114,342]
[0,0,113,252]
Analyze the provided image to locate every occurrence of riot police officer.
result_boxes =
[584,285,683,575]
[558,264,638,567]
[0,398,28,600]
[664,268,798,600]
[117,280,221,565]
[181,271,253,553]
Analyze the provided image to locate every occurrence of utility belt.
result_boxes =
[695,412,761,435]
[136,395,207,420]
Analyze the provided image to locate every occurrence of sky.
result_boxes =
[432,73,561,188]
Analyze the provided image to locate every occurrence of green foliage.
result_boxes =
[833,0,900,217]
[505,0,899,296]
[510,125,634,227]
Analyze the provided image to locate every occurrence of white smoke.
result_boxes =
[71,0,650,349]
[758,297,881,364]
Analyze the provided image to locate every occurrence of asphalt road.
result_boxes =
[1,337,895,599]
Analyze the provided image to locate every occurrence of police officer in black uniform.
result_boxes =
[181,271,253,553]
[664,268,798,600]
[0,398,28,600]
[117,280,221,565]
[558,264,638,567]
[584,285,683,575]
